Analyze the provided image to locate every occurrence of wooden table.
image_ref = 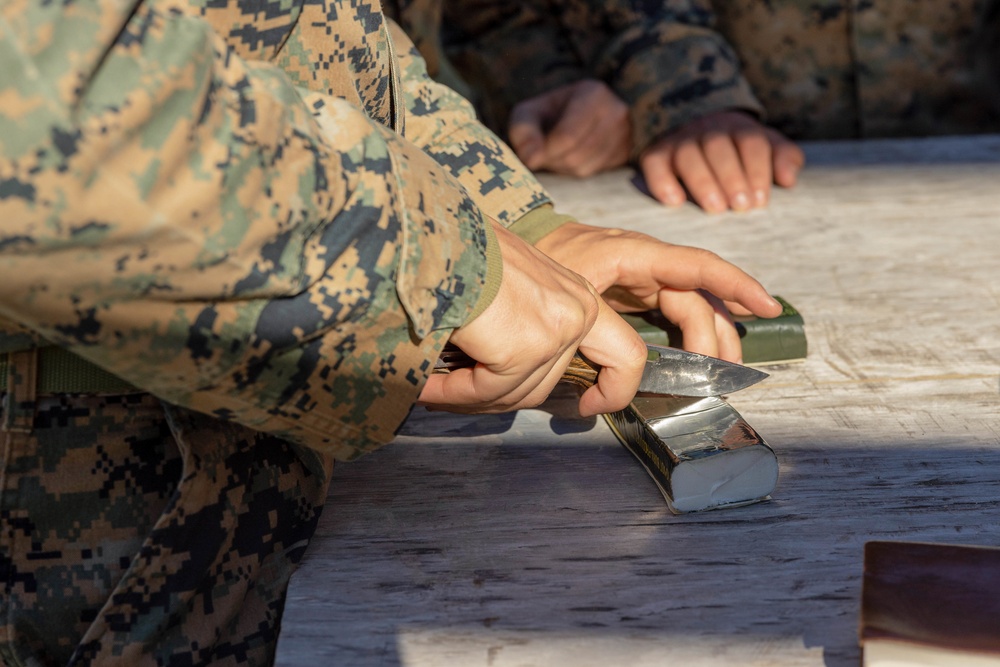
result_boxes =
[275,135,1000,667]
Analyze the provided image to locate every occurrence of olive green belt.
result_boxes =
[0,347,139,393]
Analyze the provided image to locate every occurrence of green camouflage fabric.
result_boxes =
[384,0,590,136]
[1,385,331,666]
[0,0,557,459]
[0,0,560,663]
[384,0,761,155]
[385,20,550,225]
[390,0,1000,152]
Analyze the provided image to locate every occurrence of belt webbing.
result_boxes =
[0,347,138,394]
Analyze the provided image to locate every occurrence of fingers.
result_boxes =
[702,131,756,211]
[702,290,742,364]
[419,339,577,413]
[655,288,721,359]
[642,244,782,320]
[658,290,741,363]
[509,92,566,170]
[540,82,631,177]
[534,221,783,367]
[671,137,730,213]
[734,129,774,207]
[639,111,804,213]
[638,142,686,206]
[418,223,646,416]
[510,80,631,177]
[534,222,783,321]
[576,296,647,417]
[722,299,755,318]
[640,132,748,214]
[713,304,743,363]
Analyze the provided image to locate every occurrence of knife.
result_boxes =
[434,343,767,397]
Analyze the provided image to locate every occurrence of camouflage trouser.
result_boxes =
[0,350,334,666]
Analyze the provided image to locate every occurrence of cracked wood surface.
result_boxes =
[275,135,1000,667]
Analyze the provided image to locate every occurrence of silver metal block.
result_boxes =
[604,395,778,513]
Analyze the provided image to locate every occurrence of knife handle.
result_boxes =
[434,343,600,389]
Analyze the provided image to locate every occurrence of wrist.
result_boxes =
[531,220,595,256]
[507,204,577,246]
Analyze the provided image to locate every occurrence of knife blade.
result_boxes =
[434,343,768,397]
[636,343,768,397]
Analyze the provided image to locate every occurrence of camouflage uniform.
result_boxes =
[388,0,1000,153]
[0,0,569,663]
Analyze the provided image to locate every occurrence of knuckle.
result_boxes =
[673,138,701,160]
[700,132,733,155]
[627,336,648,369]
[738,131,770,152]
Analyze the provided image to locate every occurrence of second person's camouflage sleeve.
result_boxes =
[549,0,763,157]
[387,19,552,226]
[385,0,587,140]
[0,0,495,460]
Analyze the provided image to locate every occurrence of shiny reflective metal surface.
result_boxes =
[638,344,769,397]
[604,395,778,513]
[435,343,768,398]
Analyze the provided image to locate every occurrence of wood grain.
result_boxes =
[275,135,1000,667]
[435,344,603,390]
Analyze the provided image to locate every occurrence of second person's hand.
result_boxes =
[639,110,804,213]
[507,79,632,178]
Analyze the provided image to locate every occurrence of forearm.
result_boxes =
[388,19,553,225]
[0,0,493,458]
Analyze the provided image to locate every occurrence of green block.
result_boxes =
[619,296,807,365]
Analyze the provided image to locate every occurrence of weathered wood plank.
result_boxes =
[275,135,1000,667]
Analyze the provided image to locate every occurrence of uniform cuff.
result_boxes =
[462,221,503,326]
[628,80,764,161]
[507,204,576,246]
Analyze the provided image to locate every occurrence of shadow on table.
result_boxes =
[800,135,1000,167]
[277,428,1000,667]
[398,385,598,438]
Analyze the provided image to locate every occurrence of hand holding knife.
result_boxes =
[435,342,767,399]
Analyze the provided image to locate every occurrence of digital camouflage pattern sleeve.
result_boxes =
[0,1,561,664]
[405,0,999,153]
[384,0,588,139]
[385,0,761,157]
[539,0,764,158]
[476,0,999,143]
[386,19,552,225]
[0,0,503,461]
[547,0,1000,143]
